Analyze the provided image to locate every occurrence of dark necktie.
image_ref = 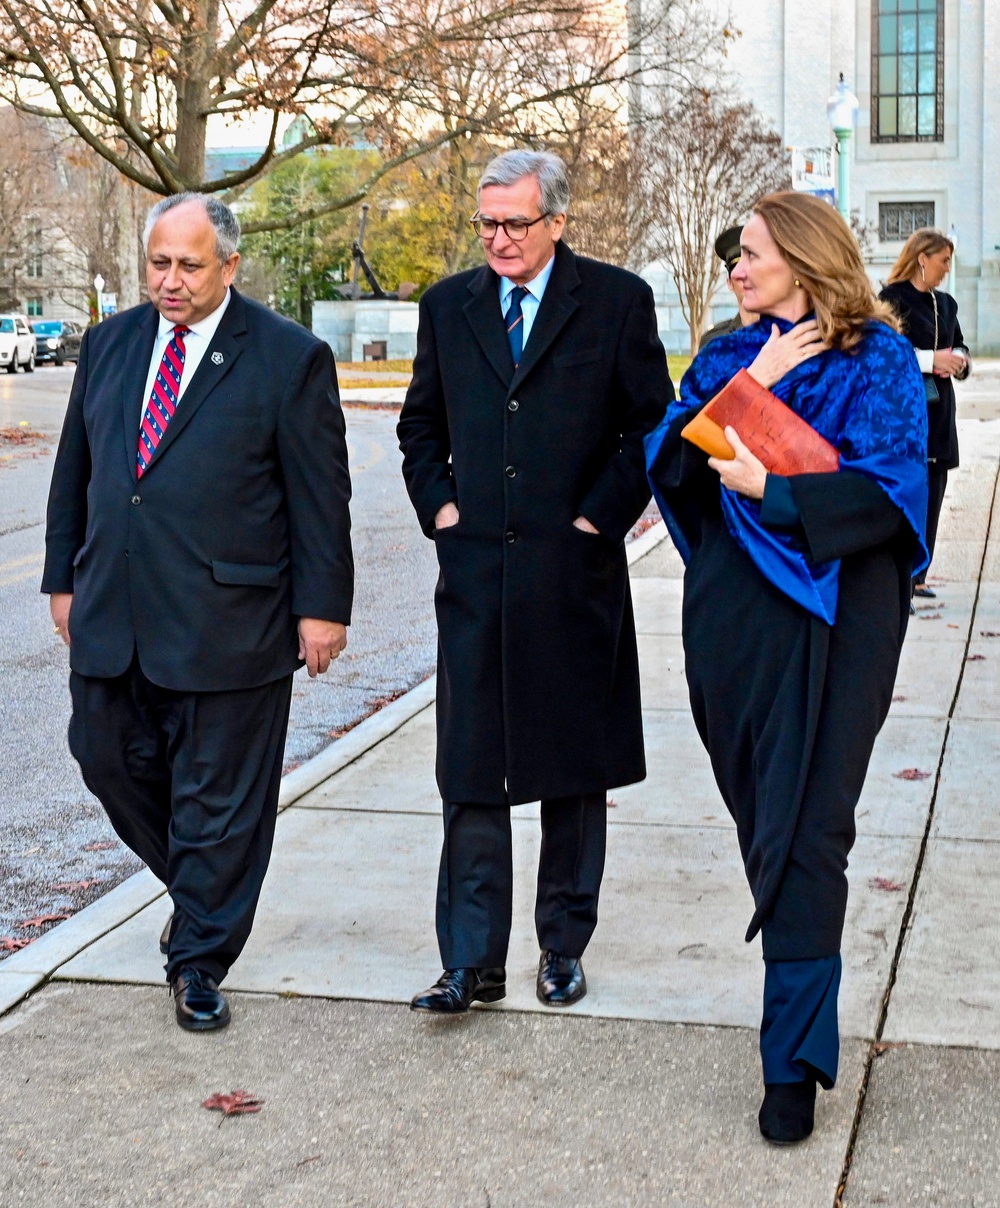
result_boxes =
[506,286,529,369]
[137,325,189,478]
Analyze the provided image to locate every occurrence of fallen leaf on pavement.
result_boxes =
[0,937,34,951]
[981,631,1000,638]
[16,913,72,930]
[607,797,617,808]
[82,840,117,851]
[893,768,931,781]
[869,877,907,892]
[891,694,906,702]
[202,1090,264,1125]
[873,1041,905,1056]
[52,880,102,892]
[966,654,986,661]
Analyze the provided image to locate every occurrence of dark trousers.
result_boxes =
[435,794,607,969]
[68,658,293,983]
[914,462,949,586]
[760,955,842,1090]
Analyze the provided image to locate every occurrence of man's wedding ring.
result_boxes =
[53,625,61,633]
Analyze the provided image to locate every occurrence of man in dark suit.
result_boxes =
[398,150,671,1015]
[42,194,353,1031]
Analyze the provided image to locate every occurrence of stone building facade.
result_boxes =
[639,0,999,354]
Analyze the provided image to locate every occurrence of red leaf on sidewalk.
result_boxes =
[869,877,907,892]
[966,654,986,662]
[0,937,34,951]
[52,880,102,891]
[893,768,931,781]
[83,840,117,851]
[891,694,907,702]
[16,913,72,930]
[202,1090,264,1123]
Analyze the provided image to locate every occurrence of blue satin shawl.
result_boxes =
[645,317,929,624]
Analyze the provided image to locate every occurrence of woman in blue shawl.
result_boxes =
[646,193,928,1145]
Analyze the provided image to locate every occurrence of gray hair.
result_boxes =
[478,150,570,219]
[143,192,241,263]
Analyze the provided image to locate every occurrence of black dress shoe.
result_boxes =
[758,1078,816,1145]
[159,913,173,956]
[536,950,587,1007]
[912,584,936,599]
[171,966,231,1032]
[410,967,506,1015]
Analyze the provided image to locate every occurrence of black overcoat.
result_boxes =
[41,290,354,692]
[397,243,671,805]
[880,279,964,468]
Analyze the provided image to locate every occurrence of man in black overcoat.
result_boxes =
[42,194,353,1031]
[398,149,671,1014]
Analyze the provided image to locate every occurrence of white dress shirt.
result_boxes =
[139,289,232,428]
[498,253,556,350]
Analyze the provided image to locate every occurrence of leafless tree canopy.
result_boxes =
[641,94,791,354]
[0,0,734,236]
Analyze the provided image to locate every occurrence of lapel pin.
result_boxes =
[211,351,224,365]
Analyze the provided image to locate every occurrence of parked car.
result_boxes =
[30,318,84,365]
[0,314,36,373]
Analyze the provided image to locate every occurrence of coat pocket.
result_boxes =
[211,559,281,588]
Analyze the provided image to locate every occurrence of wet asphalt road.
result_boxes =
[0,364,438,951]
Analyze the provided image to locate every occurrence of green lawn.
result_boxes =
[667,355,692,385]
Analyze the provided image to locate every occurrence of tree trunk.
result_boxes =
[117,181,142,310]
[173,0,218,188]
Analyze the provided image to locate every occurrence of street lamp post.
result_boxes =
[93,273,105,323]
[827,74,860,225]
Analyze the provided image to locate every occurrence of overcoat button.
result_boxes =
[131,494,141,505]
[505,465,516,478]
[505,531,516,544]
[508,399,519,411]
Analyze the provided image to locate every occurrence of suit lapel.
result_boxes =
[140,290,249,475]
[509,243,580,393]
[121,305,160,483]
[463,266,514,387]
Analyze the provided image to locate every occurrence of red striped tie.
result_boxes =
[137,325,189,478]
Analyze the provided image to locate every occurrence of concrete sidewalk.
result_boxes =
[2,419,999,1207]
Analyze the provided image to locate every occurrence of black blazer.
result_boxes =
[398,242,671,804]
[42,290,354,692]
[880,279,964,468]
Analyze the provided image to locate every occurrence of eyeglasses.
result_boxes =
[470,213,550,242]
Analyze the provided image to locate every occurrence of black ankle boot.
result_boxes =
[758,1078,817,1145]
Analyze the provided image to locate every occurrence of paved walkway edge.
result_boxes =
[0,521,669,1015]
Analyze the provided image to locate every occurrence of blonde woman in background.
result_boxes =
[880,229,971,599]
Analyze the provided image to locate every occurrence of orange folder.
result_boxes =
[681,369,840,476]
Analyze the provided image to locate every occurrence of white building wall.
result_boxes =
[640,0,999,353]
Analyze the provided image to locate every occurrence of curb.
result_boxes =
[0,521,669,1016]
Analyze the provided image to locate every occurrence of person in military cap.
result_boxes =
[699,224,755,349]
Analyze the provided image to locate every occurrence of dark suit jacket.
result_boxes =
[42,289,353,692]
[879,279,964,468]
[398,242,672,804]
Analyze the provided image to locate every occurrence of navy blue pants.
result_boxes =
[760,955,842,1089]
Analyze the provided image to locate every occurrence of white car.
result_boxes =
[0,313,36,373]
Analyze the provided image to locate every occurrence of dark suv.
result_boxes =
[30,319,85,365]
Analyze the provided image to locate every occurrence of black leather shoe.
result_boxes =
[913,584,936,599]
[536,950,587,1006]
[159,913,173,956]
[171,966,231,1032]
[410,967,506,1015]
[758,1078,816,1145]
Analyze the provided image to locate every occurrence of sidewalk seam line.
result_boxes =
[834,451,1000,1208]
